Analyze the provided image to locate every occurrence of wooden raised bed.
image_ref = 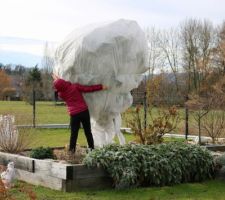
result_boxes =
[0,152,112,192]
[205,144,225,152]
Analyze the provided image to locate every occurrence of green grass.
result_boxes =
[0,100,203,149]
[0,101,69,124]
[27,128,134,148]
[0,101,194,132]
[26,128,182,148]
[9,180,225,200]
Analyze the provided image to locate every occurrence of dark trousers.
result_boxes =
[69,109,94,152]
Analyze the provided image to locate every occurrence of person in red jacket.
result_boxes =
[52,74,107,153]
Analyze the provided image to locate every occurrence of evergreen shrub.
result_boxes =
[30,147,54,159]
[83,142,215,189]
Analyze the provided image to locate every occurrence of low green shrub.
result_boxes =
[83,142,215,189]
[215,153,225,167]
[30,146,54,159]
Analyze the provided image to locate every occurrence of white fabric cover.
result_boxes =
[54,19,148,146]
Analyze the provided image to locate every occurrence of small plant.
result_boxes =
[126,105,180,144]
[202,111,225,144]
[30,147,54,159]
[0,115,31,153]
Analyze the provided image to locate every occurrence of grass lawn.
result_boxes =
[8,180,225,200]
[0,100,186,148]
[0,101,201,130]
[0,100,191,131]
[27,128,134,148]
[25,128,184,148]
[0,101,69,125]
[0,101,191,127]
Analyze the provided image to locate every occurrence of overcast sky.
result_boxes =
[0,0,225,64]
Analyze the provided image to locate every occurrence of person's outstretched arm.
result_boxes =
[76,83,108,93]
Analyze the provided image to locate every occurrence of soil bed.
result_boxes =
[19,145,87,164]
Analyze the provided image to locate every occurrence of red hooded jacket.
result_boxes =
[53,79,103,115]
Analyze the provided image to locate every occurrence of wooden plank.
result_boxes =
[16,168,63,191]
[206,145,225,152]
[34,159,72,180]
[0,152,34,172]
[0,152,72,179]
[215,166,225,181]
[63,177,113,192]
[71,164,110,179]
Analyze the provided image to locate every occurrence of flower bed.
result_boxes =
[1,142,225,192]
[0,151,112,192]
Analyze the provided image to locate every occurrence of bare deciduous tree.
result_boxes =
[181,19,215,93]
[202,110,225,144]
[159,28,182,92]
[214,21,225,74]
[145,27,164,77]
[186,94,212,144]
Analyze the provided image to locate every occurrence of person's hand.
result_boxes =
[52,73,60,81]
[102,85,109,90]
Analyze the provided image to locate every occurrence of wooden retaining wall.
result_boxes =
[0,152,112,192]
[205,144,225,152]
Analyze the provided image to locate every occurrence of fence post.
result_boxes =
[144,75,147,130]
[144,91,147,130]
[33,89,36,128]
[185,95,189,140]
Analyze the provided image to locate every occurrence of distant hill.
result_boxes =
[0,50,42,67]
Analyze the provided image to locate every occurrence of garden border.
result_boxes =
[0,151,112,192]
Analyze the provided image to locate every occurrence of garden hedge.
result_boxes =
[83,142,215,189]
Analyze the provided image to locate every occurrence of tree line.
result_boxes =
[131,18,225,143]
[143,18,225,105]
[0,18,225,106]
[0,42,54,102]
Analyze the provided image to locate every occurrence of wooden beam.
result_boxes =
[16,168,63,191]
[0,152,34,172]
[34,159,73,180]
